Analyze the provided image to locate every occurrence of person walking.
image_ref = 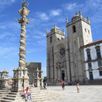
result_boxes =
[24,87,32,101]
[76,81,80,93]
[43,78,47,89]
[61,80,65,90]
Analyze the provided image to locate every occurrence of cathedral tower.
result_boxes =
[47,26,65,84]
[66,12,93,83]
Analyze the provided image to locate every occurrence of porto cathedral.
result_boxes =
[1,0,102,91]
[47,12,102,85]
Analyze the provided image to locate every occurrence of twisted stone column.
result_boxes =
[18,1,29,69]
[19,22,26,69]
[18,0,29,90]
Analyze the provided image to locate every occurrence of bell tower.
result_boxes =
[66,12,93,82]
[47,26,65,84]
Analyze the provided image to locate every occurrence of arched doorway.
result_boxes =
[61,70,65,81]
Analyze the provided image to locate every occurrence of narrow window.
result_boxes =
[86,49,91,60]
[88,63,92,72]
[72,25,76,33]
[58,38,60,40]
[88,30,90,34]
[95,46,101,59]
[85,28,87,32]
[99,70,102,76]
[50,36,52,43]
[98,60,102,67]
[88,63,92,68]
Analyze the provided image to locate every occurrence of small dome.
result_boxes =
[51,25,60,31]
[22,0,28,8]
[2,70,8,73]
[72,12,82,21]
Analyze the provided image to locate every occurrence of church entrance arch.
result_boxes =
[61,70,65,81]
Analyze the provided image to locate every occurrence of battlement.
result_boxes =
[66,12,90,27]
[47,26,64,37]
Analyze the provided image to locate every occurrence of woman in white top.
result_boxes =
[24,87,32,101]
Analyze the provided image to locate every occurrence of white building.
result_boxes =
[46,12,102,85]
[81,40,102,80]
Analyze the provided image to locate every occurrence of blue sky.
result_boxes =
[0,0,102,77]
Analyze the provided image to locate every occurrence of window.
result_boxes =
[99,70,102,76]
[88,30,90,34]
[50,36,52,43]
[88,63,92,68]
[85,28,87,32]
[58,38,60,40]
[72,25,76,33]
[88,63,92,72]
[86,49,91,60]
[95,46,101,59]
[98,60,102,67]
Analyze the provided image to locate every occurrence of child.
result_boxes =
[76,81,80,93]
[24,87,32,101]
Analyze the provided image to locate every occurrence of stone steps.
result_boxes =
[0,99,12,102]
[30,88,61,102]
[3,96,16,100]
[0,89,10,100]
[0,91,17,102]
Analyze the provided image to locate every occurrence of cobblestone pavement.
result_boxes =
[30,85,102,102]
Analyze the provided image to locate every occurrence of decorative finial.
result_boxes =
[75,12,78,15]
[87,17,89,20]
[22,0,28,8]
[78,11,82,16]
[54,24,56,28]
[46,29,49,34]
[87,17,90,24]
[66,17,68,23]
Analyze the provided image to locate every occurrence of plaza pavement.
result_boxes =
[1,85,102,102]
[29,85,102,102]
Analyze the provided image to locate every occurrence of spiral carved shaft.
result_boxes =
[19,3,29,70]
[19,23,26,69]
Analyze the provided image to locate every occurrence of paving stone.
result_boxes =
[0,86,102,102]
[30,85,102,102]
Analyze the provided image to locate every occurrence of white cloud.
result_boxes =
[0,32,11,40]
[82,0,102,24]
[80,0,102,12]
[91,15,102,24]
[0,20,20,45]
[0,0,16,12]
[37,12,49,21]
[50,9,61,16]
[88,0,102,8]
[0,47,18,58]
[0,21,19,30]
[0,0,15,6]
[64,3,77,10]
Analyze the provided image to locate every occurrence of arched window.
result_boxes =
[72,25,76,33]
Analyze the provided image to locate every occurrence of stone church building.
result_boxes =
[46,13,102,85]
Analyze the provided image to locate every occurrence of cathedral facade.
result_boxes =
[46,13,102,85]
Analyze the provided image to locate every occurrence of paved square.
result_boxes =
[31,85,102,102]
